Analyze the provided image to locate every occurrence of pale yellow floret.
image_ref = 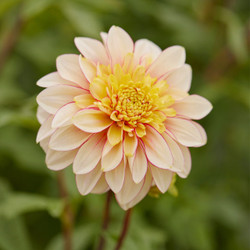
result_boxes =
[88,53,176,137]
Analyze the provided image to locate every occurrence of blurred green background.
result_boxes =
[0,0,249,249]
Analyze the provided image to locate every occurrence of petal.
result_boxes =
[147,46,186,78]
[166,88,188,100]
[107,26,134,65]
[73,133,106,174]
[105,159,125,193]
[121,171,152,210]
[52,102,80,128]
[56,54,89,89]
[79,56,97,83]
[162,133,185,173]
[36,115,55,143]
[115,166,144,206]
[124,133,138,157]
[142,126,173,170]
[165,64,192,92]
[101,141,123,172]
[89,77,107,100]
[165,118,207,147]
[49,125,90,151]
[131,144,148,183]
[40,137,50,153]
[73,109,112,133]
[178,144,192,178]
[36,85,84,114]
[37,72,79,88]
[91,174,110,194]
[134,39,161,64]
[46,148,78,171]
[107,123,123,146]
[172,95,213,120]
[74,37,109,65]
[150,165,173,193]
[76,162,103,195]
[100,32,108,44]
[37,106,49,124]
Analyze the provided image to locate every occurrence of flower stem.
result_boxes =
[115,208,133,250]
[57,171,74,250]
[97,190,113,250]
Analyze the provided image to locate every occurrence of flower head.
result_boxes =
[36,26,212,210]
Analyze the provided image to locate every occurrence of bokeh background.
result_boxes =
[0,0,249,249]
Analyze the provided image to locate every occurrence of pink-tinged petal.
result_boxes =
[46,148,78,171]
[147,46,186,78]
[172,95,213,120]
[74,37,109,65]
[150,164,173,193]
[56,54,89,89]
[37,72,79,88]
[91,174,110,194]
[89,77,107,100]
[101,141,123,171]
[162,133,185,173]
[37,106,49,124]
[40,137,50,153]
[52,102,80,128]
[165,64,192,92]
[166,88,188,100]
[134,39,161,64]
[36,116,55,143]
[73,133,106,174]
[49,125,90,151]
[132,144,148,183]
[79,56,97,83]
[76,162,103,195]
[115,167,144,206]
[121,171,152,210]
[73,109,112,133]
[100,32,108,44]
[105,158,125,193]
[107,123,123,146]
[107,26,134,65]
[142,126,173,170]
[178,144,192,178]
[165,118,207,147]
[37,85,84,114]
[124,133,138,157]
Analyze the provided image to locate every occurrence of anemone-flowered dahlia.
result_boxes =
[36,26,212,210]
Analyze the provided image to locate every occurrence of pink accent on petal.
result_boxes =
[56,54,89,89]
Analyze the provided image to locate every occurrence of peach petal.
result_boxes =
[56,54,89,89]
[73,109,113,133]
[79,56,97,83]
[124,133,138,157]
[37,106,50,124]
[74,37,109,65]
[36,115,55,143]
[107,123,123,146]
[91,174,110,194]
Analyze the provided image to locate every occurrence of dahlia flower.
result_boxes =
[36,26,212,210]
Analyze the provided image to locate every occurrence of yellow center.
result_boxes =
[77,53,176,137]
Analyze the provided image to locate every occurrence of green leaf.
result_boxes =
[0,193,64,218]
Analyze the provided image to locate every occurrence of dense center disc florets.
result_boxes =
[91,54,176,137]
